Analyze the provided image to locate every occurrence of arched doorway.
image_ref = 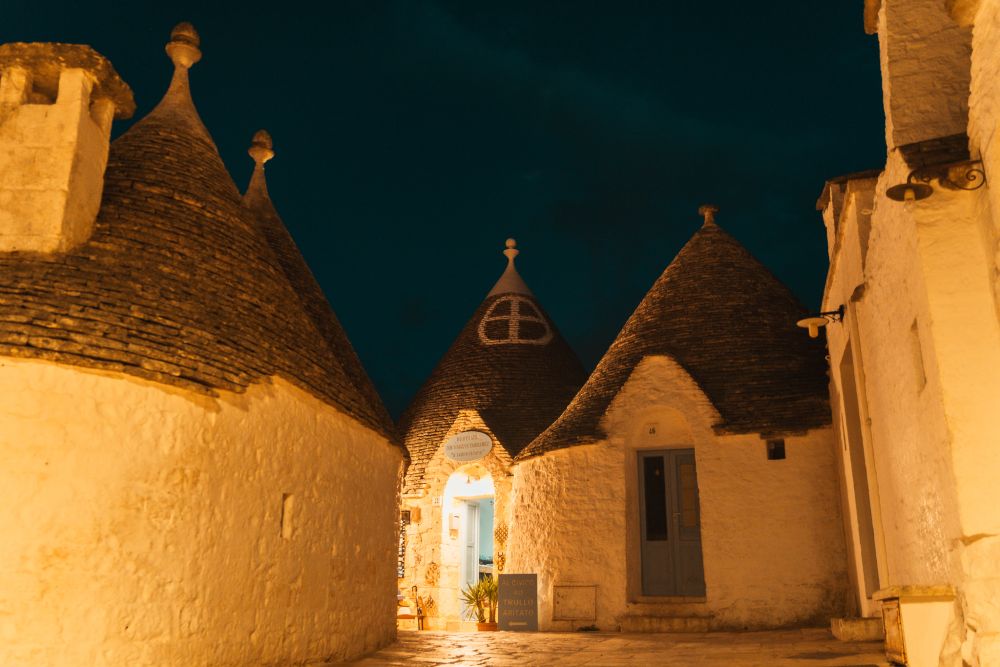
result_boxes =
[440,464,495,625]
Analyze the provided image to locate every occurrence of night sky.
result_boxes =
[6,2,886,417]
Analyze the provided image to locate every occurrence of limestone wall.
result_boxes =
[0,63,117,252]
[962,4,1000,662]
[823,161,967,591]
[0,357,402,666]
[822,155,1000,662]
[507,443,626,631]
[820,5,1000,651]
[878,0,971,148]
[508,356,847,631]
[968,0,1000,324]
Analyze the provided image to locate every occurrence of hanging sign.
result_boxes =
[443,430,493,462]
[498,573,538,631]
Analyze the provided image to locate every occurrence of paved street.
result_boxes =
[347,629,888,666]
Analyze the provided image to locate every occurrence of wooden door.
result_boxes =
[639,449,706,596]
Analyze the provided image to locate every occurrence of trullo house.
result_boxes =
[0,24,403,666]
[398,239,586,629]
[507,207,847,632]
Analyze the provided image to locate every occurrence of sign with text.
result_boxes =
[498,573,538,631]
[443,430,493,463]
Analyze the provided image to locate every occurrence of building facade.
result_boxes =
[398,241,586,629]
[817,2,1000,665]
[0,25,403,666]
[505,209,847,632]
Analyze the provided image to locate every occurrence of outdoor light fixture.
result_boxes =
[796,305,845,338]
[886,159,986,202]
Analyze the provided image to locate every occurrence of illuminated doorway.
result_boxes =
[461,498,495,590]
[442,465,495,624]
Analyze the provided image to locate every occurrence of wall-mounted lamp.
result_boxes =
[796,305,845,338]
[886,159,986,202]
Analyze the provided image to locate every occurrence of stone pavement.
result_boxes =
[346,628,889,666]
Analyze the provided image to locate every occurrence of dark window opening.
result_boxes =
[643,456,668,540]
[766,439,786,460]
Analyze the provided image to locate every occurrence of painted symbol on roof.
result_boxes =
[478,295,553,346]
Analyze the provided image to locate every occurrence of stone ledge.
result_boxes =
[872,585,955,602]
[631,595,708,604]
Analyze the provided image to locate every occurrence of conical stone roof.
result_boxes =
[399,240,587,490]
[242,131,395,441]
[519,211,831,460]
[0,25,394,440]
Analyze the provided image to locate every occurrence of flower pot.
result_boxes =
[476,622,498,631]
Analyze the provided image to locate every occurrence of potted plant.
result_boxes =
[480,575,498,630]
[460,576,498,631]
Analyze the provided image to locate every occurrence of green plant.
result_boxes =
[459,580,486,622]
[480,575,498,624]
[460,576,498,624]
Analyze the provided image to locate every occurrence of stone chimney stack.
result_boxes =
[0,43,134,253]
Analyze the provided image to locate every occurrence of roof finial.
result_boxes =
[166,23,201,70]
[487,238,533,297]
[698,204,719,227]
[243,130,274,202]
[503,238,519,264]
[249,130,274,166]
[152,22,208,128]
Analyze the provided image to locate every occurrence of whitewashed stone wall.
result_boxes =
[963,6,1000,664]
[819,4,1000,659]
[507,443,626,631]
[822,154,1000,663]
[824,160,968,593]
[820,178,887,620]
[508,356,847,631]
[0,357,402,666]
[968,1,1000,325]
[0,63,117,253]
[878,0,971,147]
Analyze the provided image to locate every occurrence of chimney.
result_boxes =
[0,43,134,253]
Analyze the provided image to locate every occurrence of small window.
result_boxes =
[766,439,786,460]
[642,456,668,541]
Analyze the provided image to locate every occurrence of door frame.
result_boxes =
[634,447,706,598]
[461,500,481,591]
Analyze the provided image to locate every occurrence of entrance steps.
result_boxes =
[619,601,713,633]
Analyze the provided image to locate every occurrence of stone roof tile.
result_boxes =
[242,131,397,444]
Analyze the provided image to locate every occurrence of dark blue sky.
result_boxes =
[6,1,886,416]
